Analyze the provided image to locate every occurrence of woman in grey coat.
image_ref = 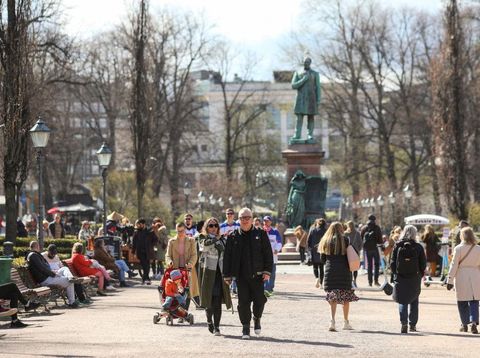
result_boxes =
[345,221,362,287]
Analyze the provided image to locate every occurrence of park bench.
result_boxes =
[16,266,67,307]
[10,267,51,312]
[63,259,97,296]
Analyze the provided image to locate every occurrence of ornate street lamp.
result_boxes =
[388,192,396,227]
[197,191,206,219]
[377,195,384,226]
[183,182,191,213]
[30,117,51,250]
[403,185,413,217]
[96,142,112,235]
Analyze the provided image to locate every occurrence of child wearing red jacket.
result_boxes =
[162,270,186,310]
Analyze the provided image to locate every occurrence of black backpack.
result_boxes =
[363,229,377,251]
[396,241,419,275]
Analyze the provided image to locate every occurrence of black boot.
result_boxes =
[128,270,138,278]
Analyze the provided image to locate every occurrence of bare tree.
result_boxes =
[431,0,469,219]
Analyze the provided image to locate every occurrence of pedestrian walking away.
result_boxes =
[307,218,327,288]
[361,215,383,287]
[319,221,359,332]
[390,225,427,334]
[223,207,273,340]
[446,227,480,334]
[263,216,282,297]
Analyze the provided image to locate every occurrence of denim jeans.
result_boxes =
[163,294,186,310]
[365,250,380,284]
[398,297,419,325]
[115,259,129,282]
[264,263,276,292]
[457,300,479,325]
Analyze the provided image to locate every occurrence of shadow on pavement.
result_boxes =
[355,330,479,339]
[273,291,324,300]
[223,335,354,348]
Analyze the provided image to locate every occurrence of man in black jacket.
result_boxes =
[223,207,273,340]
[361,215,383,286]
[132,219,157,285]
[26,241,77,308]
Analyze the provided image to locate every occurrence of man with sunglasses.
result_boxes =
[220,208,240,296]
[223,207,273,340]
[220,208,240,235]
[183,213,198,238]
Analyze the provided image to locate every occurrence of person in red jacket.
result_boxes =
[71,242,110,295]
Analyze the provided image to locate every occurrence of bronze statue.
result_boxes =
[290,56,321,144]
[286,170,306,227]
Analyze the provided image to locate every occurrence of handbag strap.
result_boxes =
[458,244,475,267]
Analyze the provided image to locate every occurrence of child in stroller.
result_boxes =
[153,268,194,325]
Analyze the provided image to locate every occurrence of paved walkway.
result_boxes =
[1,265,477,357]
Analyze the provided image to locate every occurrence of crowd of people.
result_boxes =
[1,209,480,339]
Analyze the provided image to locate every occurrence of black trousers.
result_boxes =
[0,283,27,320]
[138,255,150,281]
[313,263,324,284]
[237,276,267,326]
[365,250,380,284]
[299,247,306,262]
[205,294,223,327]
[74,283,86,301]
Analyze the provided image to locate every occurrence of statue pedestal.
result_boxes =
[278,228,300,262]
[282,143,325,182]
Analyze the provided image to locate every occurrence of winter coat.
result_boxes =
[48,221,65,238]
[295,231,308,251]
[93,247,119,274]
[198,234,232,310]
[165,236,199,297]
[132,228,157,260]
[346,230,362,254]
[153,226,169,261]
[390,239,427,304]
[320,236,352,291]
[26,251,55,284]
[422,232,440,263]
[447,243,480,301]
[223,226,273,281]
[71,253,100,277]
[360,222,383,252]
[307,226,325,264]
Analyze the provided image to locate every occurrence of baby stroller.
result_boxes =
[153,268,194,326]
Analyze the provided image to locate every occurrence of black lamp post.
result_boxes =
[388,191,396,227]
[29,117,51,251]
[183,182,191,213]
[198,191,205,219]
[96,143,112,235]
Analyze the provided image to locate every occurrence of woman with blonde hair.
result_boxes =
[198,217,232,335]
[447,227,480,334]
[318,221,359,331]
[294,225,308,264]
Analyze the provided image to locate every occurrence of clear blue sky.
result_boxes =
[61,0,445,79]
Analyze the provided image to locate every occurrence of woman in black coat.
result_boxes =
[308,218,327,288]
[319,221,359,332]
[390,225,427,334]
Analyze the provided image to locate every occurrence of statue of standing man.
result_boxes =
[290,56,321,144]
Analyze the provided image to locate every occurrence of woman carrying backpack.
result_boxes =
[390,225,427,334]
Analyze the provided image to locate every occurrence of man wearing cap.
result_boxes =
[360,215,384,287]
[223,207,273,340]
[262,216,282,297]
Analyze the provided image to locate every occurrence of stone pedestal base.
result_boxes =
[281,143,325,182]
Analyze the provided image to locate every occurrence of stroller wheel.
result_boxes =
[153,313,160,324]
[166,316,172,326]
[188,314,194,325]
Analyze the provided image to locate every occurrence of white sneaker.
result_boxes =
[329,320,336,331]
[343,320,353,330]
[242,334,250,340]
[315,278,320,288]
[105,285,116,291]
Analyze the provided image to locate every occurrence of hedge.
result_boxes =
[0,237,81,258]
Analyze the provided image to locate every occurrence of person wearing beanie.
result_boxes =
[360,215,383,286]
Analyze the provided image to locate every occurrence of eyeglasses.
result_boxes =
[177,230,185,234]
[226,212,234,216]
[208,224,219,228]
[239,216,252,221]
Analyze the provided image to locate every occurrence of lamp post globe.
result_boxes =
[198,191,206,219]
[96,142,112,235]
[403,185,413,216]
[29,117,51,250]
